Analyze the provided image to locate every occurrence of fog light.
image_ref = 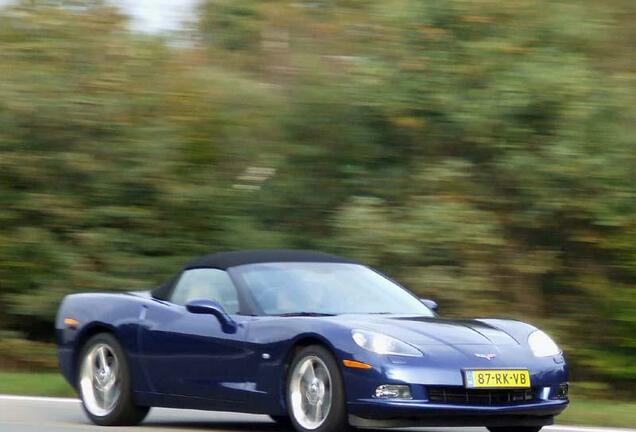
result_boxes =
[374,384,412,399]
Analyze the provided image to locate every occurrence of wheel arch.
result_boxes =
[72,323,117,386]
[286,333,341,368]
[277,333,341,412]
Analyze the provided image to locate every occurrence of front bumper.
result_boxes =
[348,398,569,428]
[340,347,569,428]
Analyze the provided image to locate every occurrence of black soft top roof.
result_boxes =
[184,249,356,270]
[152,249,357,300]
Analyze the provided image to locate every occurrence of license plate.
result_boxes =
[465,369,531,388]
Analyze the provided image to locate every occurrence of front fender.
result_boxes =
[242,317,359,414]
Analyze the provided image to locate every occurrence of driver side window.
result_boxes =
[171,268,239,314]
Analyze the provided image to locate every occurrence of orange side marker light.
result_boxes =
[343,359,372,369]
[64,318,79,329]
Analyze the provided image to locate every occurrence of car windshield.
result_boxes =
[230,262,434,316]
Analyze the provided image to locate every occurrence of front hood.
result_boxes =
[335,315,521,347]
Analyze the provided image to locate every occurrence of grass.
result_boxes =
[0,372,635,428]
[0,371,75,398]
[559,398,636,429]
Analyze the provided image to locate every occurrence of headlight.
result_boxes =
[528,330,561,357]
[352,329,423,357]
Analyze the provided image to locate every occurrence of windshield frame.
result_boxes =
[228,262,435,317]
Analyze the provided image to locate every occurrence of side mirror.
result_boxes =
[186,299,237,333]
[420,298,439,312]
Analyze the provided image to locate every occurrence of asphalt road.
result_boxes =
[0,395,633,432]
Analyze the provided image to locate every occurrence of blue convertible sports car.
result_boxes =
[56,249,569,432]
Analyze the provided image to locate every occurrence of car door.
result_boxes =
[139,268,250,405]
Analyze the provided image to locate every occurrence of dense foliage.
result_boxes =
[0,0,634,396]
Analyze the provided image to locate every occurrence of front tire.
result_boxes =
[286,345,349,432]
[78,333,150,426]
[488,427,543,432]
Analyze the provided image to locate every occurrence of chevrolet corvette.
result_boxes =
[56,249,568,432]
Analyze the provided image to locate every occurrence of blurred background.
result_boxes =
[0,0,634,426]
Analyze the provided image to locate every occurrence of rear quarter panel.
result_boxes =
[56,292,151,393]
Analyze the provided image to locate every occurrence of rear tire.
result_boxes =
[286,345,349,432]
[77,333,150,426]
[488,427,543,432]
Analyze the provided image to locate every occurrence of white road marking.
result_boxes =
[0,394,79,403]
[546,427,635,432]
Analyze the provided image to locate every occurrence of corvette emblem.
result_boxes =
[475,353,497,360]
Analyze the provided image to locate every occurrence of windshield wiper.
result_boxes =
[274,312,337,317]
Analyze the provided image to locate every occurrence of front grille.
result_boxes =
[427,386,536,405]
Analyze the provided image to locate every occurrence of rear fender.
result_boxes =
[56,292,149,391]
